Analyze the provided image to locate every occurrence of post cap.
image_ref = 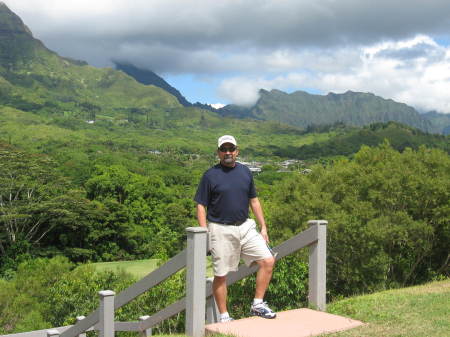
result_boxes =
[186,227,208,233]
[308,220,328,226]
[98,290,116,297]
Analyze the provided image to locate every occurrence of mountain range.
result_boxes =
[111,56,450,135]
[219,89,434,132]
[0,1,449,136]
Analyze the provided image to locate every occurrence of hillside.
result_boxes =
[220,89,434,133]
[327,279,449,337]
[0,2,180,121]
[272,122,450,160]
[114,62,192,107]
[423,110,450,135]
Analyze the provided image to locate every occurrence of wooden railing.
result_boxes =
[0,220,327,337]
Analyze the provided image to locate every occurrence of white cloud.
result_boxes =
[209,103,225,109]
[4,1,450,112]
[217,35,450,113]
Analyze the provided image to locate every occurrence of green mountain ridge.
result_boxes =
[114,62,192,107]
[0,2,181,121]
[219,88,443,133]
[423,110,450,135]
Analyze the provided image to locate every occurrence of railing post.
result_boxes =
[139,316,152,337]
[206,277,219,324]
[76,316,86,337]
[185,227,208,337]
[47,329,60,337]
[98,290,115,337]
[308,220,327,311]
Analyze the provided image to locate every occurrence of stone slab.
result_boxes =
[205,308,364,337]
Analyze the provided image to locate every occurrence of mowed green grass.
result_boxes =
[90,257,214,280]
[89,259,160,279]
[324,279,450,337]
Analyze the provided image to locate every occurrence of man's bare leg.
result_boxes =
[254,257,275,299]
[213,275,228,313]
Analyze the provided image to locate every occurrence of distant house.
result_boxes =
[280,159,302,169]
[238,160,263,174]
[249,167,262,174]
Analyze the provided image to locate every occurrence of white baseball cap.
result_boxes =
[218,135,237,148]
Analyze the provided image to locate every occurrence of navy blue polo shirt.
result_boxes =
[194,162,257,223]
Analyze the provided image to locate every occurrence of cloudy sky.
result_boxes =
[5,0,450,112]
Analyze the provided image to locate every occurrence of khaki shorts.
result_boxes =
[208,218,273,277]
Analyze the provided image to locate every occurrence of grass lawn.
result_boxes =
[90,257,214,279]
[324,279,450,337]
[89,259,160,279]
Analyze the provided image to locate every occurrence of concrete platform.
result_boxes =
[205,308,364,337]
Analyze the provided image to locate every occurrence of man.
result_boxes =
[194,135,276,322]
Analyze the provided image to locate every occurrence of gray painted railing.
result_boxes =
[0,220,327,337]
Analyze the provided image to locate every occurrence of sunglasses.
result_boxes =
[219,146,237,153]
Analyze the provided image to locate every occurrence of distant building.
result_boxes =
[249,167,262,174]
[238,160,263,175]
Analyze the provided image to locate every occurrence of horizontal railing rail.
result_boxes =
[0,220,327,337]
[60,249,187,337]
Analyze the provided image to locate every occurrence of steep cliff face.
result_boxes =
[220,89,433,133]
[0,2,42,67]
[0,2,181,116]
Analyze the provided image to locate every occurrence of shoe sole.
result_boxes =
[250,311,277,319]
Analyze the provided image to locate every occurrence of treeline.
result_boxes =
[1,142,449,334]
[274,122,450,160]
[265,142,449,296]
[0,142,201,275]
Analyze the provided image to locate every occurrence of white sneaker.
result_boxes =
[219,316,234,323]
[250,301,277,319]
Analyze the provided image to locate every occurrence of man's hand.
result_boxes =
[260,227,269,242]
[250,197,269,242]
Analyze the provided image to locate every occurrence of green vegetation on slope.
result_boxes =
[220,89,434,132]
[273,121,450,159]
[326,279,450,337]
[265,143,450,297]
[0,3,179,120]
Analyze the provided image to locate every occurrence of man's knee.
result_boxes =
[258,256,275,270]
[213,275,227,284]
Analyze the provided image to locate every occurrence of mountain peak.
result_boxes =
[0,2,33,36]
[0,2,45,66]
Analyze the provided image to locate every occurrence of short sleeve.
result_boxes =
[194,173,211,206]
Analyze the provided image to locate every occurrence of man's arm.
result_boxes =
[250,197,269,242]
[196,203,208,228]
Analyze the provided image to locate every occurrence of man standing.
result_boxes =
[194,135,276,322]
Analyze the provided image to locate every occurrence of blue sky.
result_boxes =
[5,0,450,112]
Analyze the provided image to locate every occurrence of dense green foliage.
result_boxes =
[0,257,185,335]
[264,142,450,297]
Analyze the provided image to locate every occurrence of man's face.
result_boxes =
[218,142,239,167]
